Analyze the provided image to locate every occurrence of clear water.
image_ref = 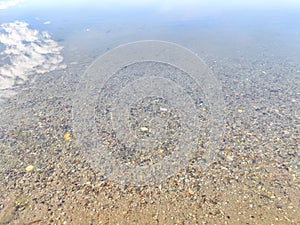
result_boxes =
[0,0,299,224]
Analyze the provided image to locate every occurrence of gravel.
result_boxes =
[0,52,299,225]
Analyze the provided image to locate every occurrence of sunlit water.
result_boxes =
[0,0,299,223]
[1,1,300,102]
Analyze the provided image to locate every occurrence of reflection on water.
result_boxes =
[1,1,300,102]
[0,21,66,100]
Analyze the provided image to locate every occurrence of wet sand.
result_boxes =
[0,46,299,225]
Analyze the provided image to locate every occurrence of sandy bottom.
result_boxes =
[0,51,299,224]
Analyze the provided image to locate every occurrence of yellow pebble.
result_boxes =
[237,109,244,113]
[64,133,71,140]
[25,165,35,172]
[188,189,195,195]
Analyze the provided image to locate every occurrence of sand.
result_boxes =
[0,49,299,224]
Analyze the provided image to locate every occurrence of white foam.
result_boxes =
[0,21,66,100]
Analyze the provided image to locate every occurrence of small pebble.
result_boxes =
[25,165,35,172]
[226,155,234,162]
[140,127,148,132]
[64,133,71,140]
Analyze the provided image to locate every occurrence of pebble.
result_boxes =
[140,127,149,132]
[63,133,71,140]
[25,165,35,172]
[226,155,234,162]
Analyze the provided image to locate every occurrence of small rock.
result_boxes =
[140,127,148,132]
[25,165,35,172]
[63,133,71,140]
[188,189,194,195]
[226,155,234,162]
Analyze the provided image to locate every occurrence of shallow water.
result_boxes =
[0,1,299,224]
